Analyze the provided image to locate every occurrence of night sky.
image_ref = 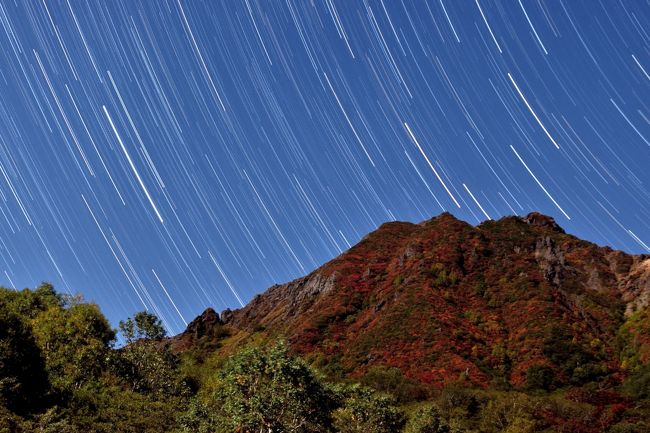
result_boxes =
[0,0,648,333]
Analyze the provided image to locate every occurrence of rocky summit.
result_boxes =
[174,212,650,391]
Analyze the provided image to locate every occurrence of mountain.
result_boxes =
[3,212,649,432]
[173,212,650,391]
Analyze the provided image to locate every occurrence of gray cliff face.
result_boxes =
[521,213,649,317]
[221,271,337,330]
[534,235,566,286]
[618,257,650,316]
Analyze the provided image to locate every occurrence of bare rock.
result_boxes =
[523,212,565,233]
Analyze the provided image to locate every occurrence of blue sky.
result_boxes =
[0,0,648,333]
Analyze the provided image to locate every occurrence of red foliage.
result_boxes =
[194,212,649,394]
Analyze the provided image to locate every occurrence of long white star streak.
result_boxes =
[81,194,148,309]
[64,85,126,205]
[632,55,650,81]
[439,0,460,43]
[517,0,548,55]
[475,0,502,54]
[325,0,355,58]
[176,0,226,112]
[323,72,375,166]
[208,251,244,307]
[507,73,560,149]
[106,70,166,192]
[597,201,650,253]
[404,122,461,208]
[404,151,445,211]
[463,183,491,220]
[4,270,16,291]
[628,231,650,253]
[102,105,164,224]
[152,268,187,326]
[510,145,570,220]
[609,98,650,147]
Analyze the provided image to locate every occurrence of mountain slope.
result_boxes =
[177,212,650,390]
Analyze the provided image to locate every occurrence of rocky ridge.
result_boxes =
[174,212,650,388]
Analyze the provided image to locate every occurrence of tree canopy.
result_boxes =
[1,284,649,433]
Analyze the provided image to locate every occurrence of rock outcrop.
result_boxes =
[174,212,650,388]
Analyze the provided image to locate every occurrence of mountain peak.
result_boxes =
[420,211,463,225]
[521,211,565,233]
[175,211,649,390]
[184,308,222,339]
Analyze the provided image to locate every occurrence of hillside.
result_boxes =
[3,212,650,433]
[175,212,650,391]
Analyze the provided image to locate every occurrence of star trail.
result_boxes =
[0,0,648,333]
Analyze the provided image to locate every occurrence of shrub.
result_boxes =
[333,384,405,433]
[525,364,556,391]
[478,394,537,433]
[361,365,429,402]
[0,306,50,415]
[213,342,338,433]
[405,404,450,433]
[622,362,650,400]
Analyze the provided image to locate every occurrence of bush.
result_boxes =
[333,384,405,433]
[437,387,481,418]
[0,403,26,433]
[361,365,429,402]
[478,394,537,433]
[0,305,50,414]
[525,364,556,391]
[622,363,650,400]
[31,303,115,391]
[213,342,338,433]
[405,404,450,433]
[176,397,220,433]
[608,421,650,433]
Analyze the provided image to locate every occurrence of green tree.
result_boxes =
[0,403,27,433]
[31,302,115,390]
[115,341,187,397]
[115,311,187,397]
[176,397,221,433]
[333,384,406,433]
[0,283,62,318]
[405,404,450,433]
[213,342,337,433]
[361,365,428,402]
[478,394,537,433]
[525,364,556,391]
[622,362,650,400]
[1,285,115,392]
[0,304,49,415]
[0,283,64,326]
[119,311,166,344]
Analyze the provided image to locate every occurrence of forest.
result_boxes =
[1,283,649,433]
